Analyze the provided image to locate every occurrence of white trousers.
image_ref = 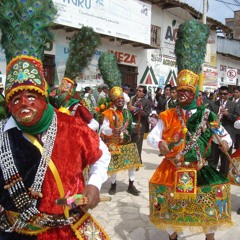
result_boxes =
[110,168,136,183]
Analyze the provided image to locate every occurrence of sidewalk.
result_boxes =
[91,140,240,240]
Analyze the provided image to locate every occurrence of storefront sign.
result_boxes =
[109,50,136,65]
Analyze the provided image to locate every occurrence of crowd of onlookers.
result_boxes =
[78,84,240,139]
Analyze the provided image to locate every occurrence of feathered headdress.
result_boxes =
[64,26,101,81]
[174,20,210,93]
[55,27,101,107]
[60,27,101,92]
[0,0,57,103]
[98,52,122,89]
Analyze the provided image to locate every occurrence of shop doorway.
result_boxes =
[43,54,55,87]
[118,64,138,90]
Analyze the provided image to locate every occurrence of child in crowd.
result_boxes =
[148,110,158,131]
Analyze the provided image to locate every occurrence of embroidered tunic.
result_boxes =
[100,108,142,173]
[0,111,106,240]
[148,105,233,234]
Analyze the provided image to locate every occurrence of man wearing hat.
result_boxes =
[129,85,152,163]
[0,1,110,239]
[147,20,233,240]
[100,86,142,196]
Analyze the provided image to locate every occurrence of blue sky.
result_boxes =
[180,0,240,24]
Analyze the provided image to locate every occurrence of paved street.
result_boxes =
[90,139,240,240]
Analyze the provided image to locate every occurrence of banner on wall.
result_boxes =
[205,31,217,68]
[53,0,151,45]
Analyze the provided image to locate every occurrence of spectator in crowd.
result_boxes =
[148,110,158,131]
[93,85,102,102]
[207,86,240,176]
[0,82,7,119]
[165,86,178,109]
[129,85,151,162]
[0,83,4,97]
[97,84,110,104]
[208,92,216,102]
[156,84,171,114]
[232,86,240,103]
[122,84,131,109]
[83,86,97,116]
[128,86,135,98]
[153,87,162,111]
[197,90,204,106]
[232,86,240,149]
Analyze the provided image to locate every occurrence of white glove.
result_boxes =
[234,119,240,129]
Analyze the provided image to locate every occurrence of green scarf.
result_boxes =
[64,98,79,108]
[179,99,197,110]
[15,104,54,135]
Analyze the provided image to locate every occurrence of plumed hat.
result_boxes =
[0,0,57,103]
[51,27,100,108]
[63,26,101,82]
[98,52,122,89]
[57,27,101,97]
[110,86,124,102]
[175,20,210,93]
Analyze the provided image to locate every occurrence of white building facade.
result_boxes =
[0,0,239,93]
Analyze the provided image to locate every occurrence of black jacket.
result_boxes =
[208,99,240,143]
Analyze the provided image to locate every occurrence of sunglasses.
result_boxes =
[219,92,228,96]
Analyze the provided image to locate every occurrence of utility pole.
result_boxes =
[199,0,208,91]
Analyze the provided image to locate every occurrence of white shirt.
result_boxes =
[4,117,111,191]
[99,117,113,136]
[147,109,232,150]
[88,118,99,132]
[97,91,107,103]
[234,119,240,129]
[99,105,118,136]
[84,92,97,107]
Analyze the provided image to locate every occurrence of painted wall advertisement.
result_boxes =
[53,0,151,45]
[203,67,218,87]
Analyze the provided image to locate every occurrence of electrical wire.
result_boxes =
[215,0,240,6]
